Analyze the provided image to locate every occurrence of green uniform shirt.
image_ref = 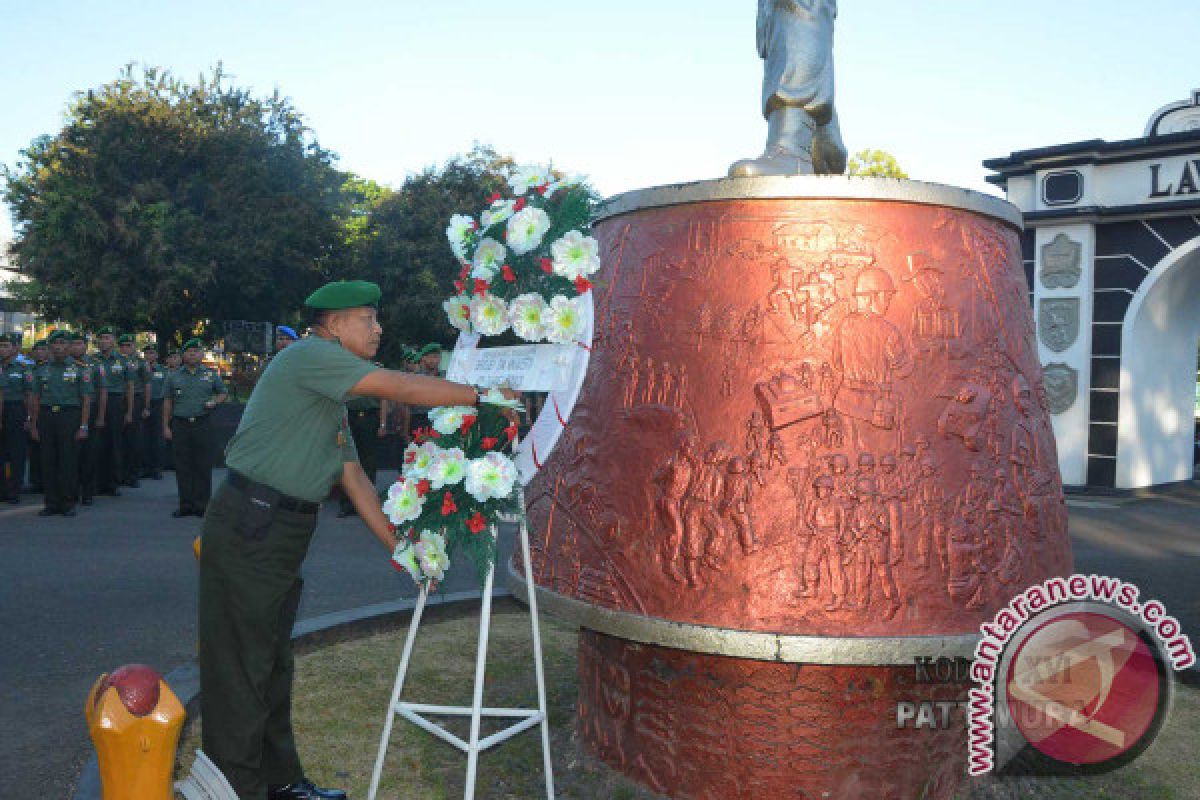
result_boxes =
[165,365,227,418]
[145,364,168,401]
[33,358,95,407]
[2,359,32,403]
[97,352,134,395]
[346,366,383,412]
[128,357,147,392]
[225,336,376,502]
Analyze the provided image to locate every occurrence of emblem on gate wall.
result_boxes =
[1039,233,1083,289]
[1038,298,1080,353]
[1042,363,1078,414]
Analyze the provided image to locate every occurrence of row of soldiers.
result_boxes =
[0,326,449,519]
[0,329,229,516]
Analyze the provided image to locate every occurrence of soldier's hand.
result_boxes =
[163,427,173,441]
[95,418,105,428]
[76,427,88,441]
[124,413,133,425]
[141,408,151,419]
[377,425,388,439]
[29,427,39,442]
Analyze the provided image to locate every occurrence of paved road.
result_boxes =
[1,475,1197,798]
[0,468,500,800]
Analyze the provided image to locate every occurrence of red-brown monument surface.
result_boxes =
[513,176,1073,799]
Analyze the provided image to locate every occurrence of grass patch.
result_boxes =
[178,602,1200,799]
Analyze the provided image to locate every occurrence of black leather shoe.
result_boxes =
[151,473,162,480]
[6,497,18,505]
[101,489,121,497]
[38,508,57,517]
[82,497,94,506]
[267,779,348,800]
[124,479,140,488]
[62,508,76,517]
[172,509,189,518]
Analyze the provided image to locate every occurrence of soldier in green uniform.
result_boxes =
[29,331,93,516]
[95,327,134,496]
[0,333,33,504]
[69,332,107,505]
[198,280,512,800]
[140,344,166,480]
[26,339,50,494]
[163,350,181,471]
[117,334,144,487]
[163,339,228,517]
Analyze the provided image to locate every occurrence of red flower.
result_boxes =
[453,280,464,293]
[459,415,477,435]
[539,257,554,274]
[481,436,499,450]
[441,492,458,516]
[574,276,592,294]
[466,512,487,535]
[488,191,502,204]
[534,184,549,196]
[416,479,431,497]
[404,449,416,464]
[513,197,527,212]
[474,278,490,294]
[501,264,516,282]
[504,423,519,442]
[459,265,470,281]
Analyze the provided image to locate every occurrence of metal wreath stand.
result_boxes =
[368,301,594,800]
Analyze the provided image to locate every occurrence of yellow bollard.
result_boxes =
[85,664,185,800]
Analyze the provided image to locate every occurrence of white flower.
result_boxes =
[402,441,440,478]
[382,478,424,525]
[429,405,478,436]
[471,237,506,279]
[506,206,551,256]
[543,174,582,198]
[550,230,601,279]
[427,447,468,489]
[480,387,526,412]
[464,452,518,502]
[414,530,450,582]
[508,164,553,196]
[443,295,473,333]
[480,199,515,230]
[508,293,548,341]
[445,214,476,262]
[470,293,510,336]
[545,295,586,344]
[392,541,422,583]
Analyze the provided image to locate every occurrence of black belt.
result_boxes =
[227,470,320,515]
[352,409,379,418]
[172,414,209,423]
[40,404,79,412]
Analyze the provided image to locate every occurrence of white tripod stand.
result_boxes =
[367,519,555,800]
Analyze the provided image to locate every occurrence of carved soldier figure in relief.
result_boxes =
[729,0,847,176]
[912,457,948,572]
[876,454,905,563]
[766,432,787,469]
[682,443,730,583]
[721,456,762,555]
[984,467,1022,575]
[657,361,677,406]
[849,477,902,620]
[622,354,641,409]
[652,433,698,583]
[802,475,849,609]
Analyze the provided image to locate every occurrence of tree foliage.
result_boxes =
[847,148,909,179]
[2,64,345,347]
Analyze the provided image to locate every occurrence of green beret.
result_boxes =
[304,280,381,311]
[97,326,115,336]
[415,343,443,359]
[66,331,85,342]
[47,330,68,343]
[117,333,135,345]
[34,339,48,348]
[182,338,204,351]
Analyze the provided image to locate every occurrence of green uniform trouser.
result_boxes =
[78,400,98,502]
[339,408,380,513]
[141,399,164,477]
[122,408,141,483]
[98,397,125,493]
[172,415,213,513]
[1,402,27,501]
[199,478,316,799]
[27,429,41,492]
[38,406,80,512]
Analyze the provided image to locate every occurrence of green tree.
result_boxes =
[847,148,909,179]
[354,145,517,365]
[2,64,345,347]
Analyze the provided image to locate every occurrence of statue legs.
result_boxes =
[728,106,846,177]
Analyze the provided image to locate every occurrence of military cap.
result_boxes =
[66,331,86,342]
[141,342,158,352]
[415,343,443,359]
[117,333,135,345]
[33,339,48,348]
[97,326,116,336]
[303,280,381,310]
[47,330,68,343]
[276,325,299,340]
[182,338,204,351]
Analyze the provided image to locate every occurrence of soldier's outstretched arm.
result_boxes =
[349,368,479,408]
[341,459,399,552]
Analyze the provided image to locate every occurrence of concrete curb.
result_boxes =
[72,587,512,800]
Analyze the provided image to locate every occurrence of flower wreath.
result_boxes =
[387,165,597,586]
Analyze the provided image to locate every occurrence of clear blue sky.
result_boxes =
[2,1,1197,242]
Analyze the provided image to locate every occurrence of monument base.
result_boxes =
[577,630,969,799]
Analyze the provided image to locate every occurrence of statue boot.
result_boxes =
[729,105,847,177]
